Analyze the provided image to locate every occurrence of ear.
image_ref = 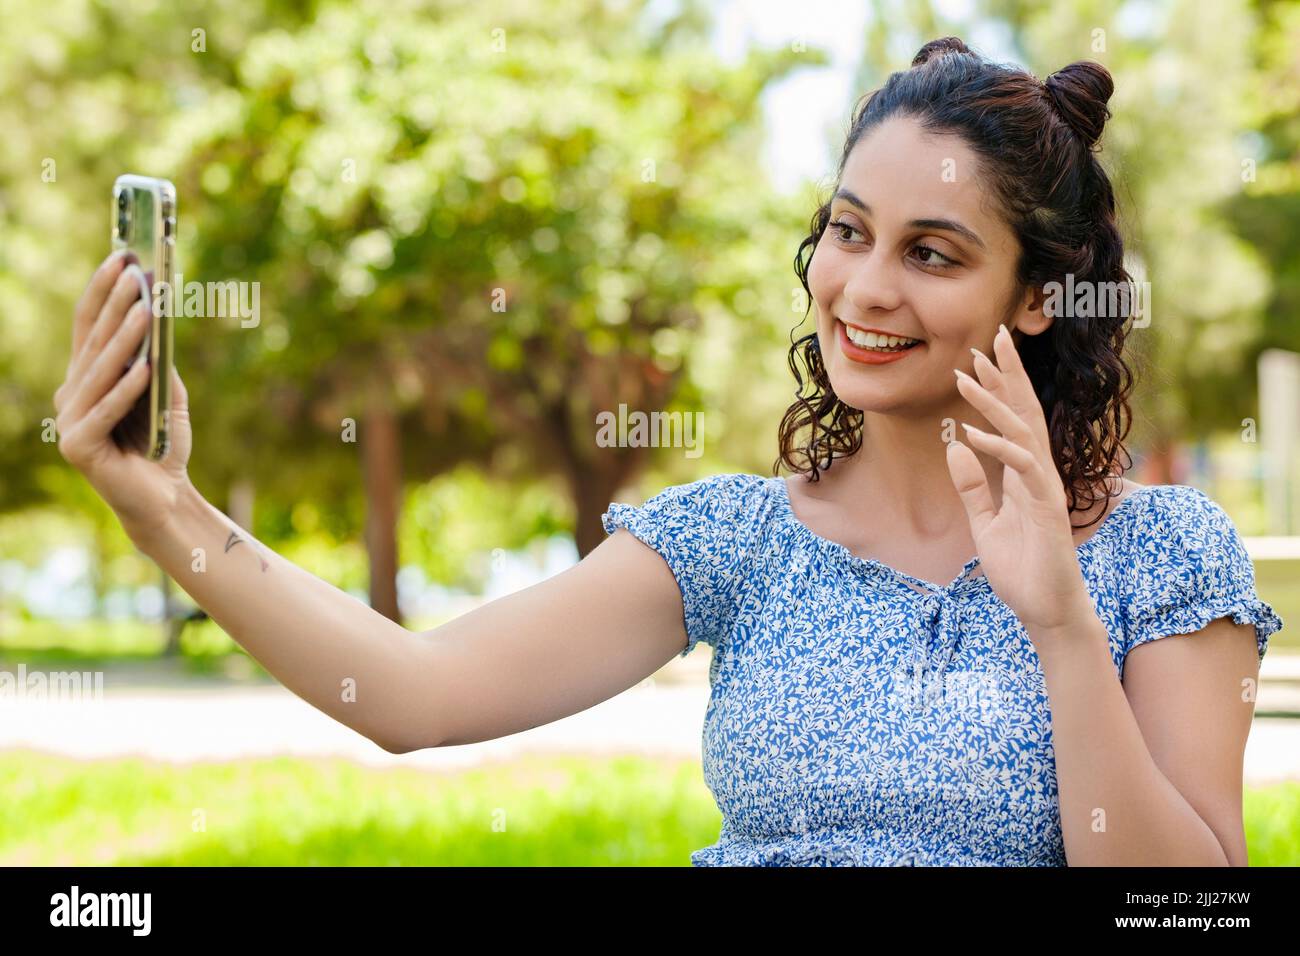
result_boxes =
[1007,284,1053,337]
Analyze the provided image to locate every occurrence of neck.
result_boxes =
[821,407,1005,539]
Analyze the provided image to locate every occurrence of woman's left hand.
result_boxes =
[944,323,1097,638]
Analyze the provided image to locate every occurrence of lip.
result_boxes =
[836,319,924,365]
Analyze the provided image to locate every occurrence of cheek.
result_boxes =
[805,236,835,300]
[911,279,983,339]
[806,245,844,330]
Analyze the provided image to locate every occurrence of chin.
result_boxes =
[823,376,908,415]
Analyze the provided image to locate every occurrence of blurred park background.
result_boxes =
[2,0,1299,865]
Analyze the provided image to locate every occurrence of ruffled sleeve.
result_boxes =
[1120,484,1283,677]
[601,472,767,658]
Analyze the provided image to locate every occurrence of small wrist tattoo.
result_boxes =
[224,530,270,572]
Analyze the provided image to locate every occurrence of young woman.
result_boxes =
[55,37,1282,867]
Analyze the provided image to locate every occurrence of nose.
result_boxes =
[841,244,904,316]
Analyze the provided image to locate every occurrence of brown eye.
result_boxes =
[912,243,957,269]
[829,220,864,243]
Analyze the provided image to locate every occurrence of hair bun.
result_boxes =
[911,36,972,67]
[1044,61,1114,147]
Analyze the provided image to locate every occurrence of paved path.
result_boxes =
[4,654,1299,783]
[0,676,710,772]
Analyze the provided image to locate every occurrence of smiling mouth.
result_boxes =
[837,319,923,352]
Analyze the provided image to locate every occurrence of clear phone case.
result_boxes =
[109,174,175,460]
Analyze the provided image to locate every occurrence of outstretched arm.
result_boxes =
[135,485,690,754]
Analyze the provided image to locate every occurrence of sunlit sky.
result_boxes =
[702,0,989,195]
[692,0,1163,195]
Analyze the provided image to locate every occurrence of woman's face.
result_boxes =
[806,114,1042,418]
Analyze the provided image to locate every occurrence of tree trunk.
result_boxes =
[572,472,615,559]
[568,453,644,559]
[228,478,255,532]
[362,392,402,625]
[161,570,182,657]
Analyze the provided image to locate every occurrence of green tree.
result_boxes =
[140,0,814,620]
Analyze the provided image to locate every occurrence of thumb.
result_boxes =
[946,439,996,539]
[170,365,187,409]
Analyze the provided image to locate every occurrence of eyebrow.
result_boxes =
[833,187,987,251]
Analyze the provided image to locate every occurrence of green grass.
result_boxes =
[0,618,172,659]
[1,751,1296,866]
[0,751,721,866]
[1245,781,1300,866]
[0,617,270,678]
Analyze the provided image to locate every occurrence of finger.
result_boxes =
[969,346,1004,386]
[70,264,148,383]
[65,299,151,423]
[955,368,1036,450]
[170,365,187,408]
[945,439,996,539]
[958,421,1059,501]
[72,251,131,360]
[961,345,1050,457]
[85,356,152,446]
[970,348,1017,413]
[991,323,1041,416]
[59,358,150,465]
[157,366,187,464]
[971,335,1050,452]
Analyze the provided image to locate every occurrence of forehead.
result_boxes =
[838,114,1006,239]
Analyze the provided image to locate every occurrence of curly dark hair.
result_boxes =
[773,36,1137,530]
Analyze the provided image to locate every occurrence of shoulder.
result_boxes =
[1117,482,1282,666]
[1123,483,1242,557]
[600,472,776,545]
[663,471,774,512]
[599,473,776,657]
[611,471,771,514]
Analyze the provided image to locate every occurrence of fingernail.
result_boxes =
[998,323,1008,338]
[969,346,982,359]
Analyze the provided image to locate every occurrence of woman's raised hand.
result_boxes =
[53,250,194,548]
[945,323,1096,638]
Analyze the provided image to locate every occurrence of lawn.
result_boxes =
[0,751,720,866]
[2,751,1296,866]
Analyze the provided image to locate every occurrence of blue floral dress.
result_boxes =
[600,472,1284,866]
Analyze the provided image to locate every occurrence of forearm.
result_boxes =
[1032,614,1230,866]
[131,479,421,754]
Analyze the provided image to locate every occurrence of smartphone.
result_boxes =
[109,174,176,460]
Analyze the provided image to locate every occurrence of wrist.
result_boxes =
[126,479,203,555]
[1032,613,1113,676]
[1025,592,1109,657]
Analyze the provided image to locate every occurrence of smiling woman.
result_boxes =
[780,35,1133,534]
[53,28,1284,871]
[596,35,1284,867]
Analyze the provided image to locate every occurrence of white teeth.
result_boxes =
[843,324,919,350]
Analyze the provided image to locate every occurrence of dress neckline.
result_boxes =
[771,475,1155,595]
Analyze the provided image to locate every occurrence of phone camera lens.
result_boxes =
[115,190,131,239]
